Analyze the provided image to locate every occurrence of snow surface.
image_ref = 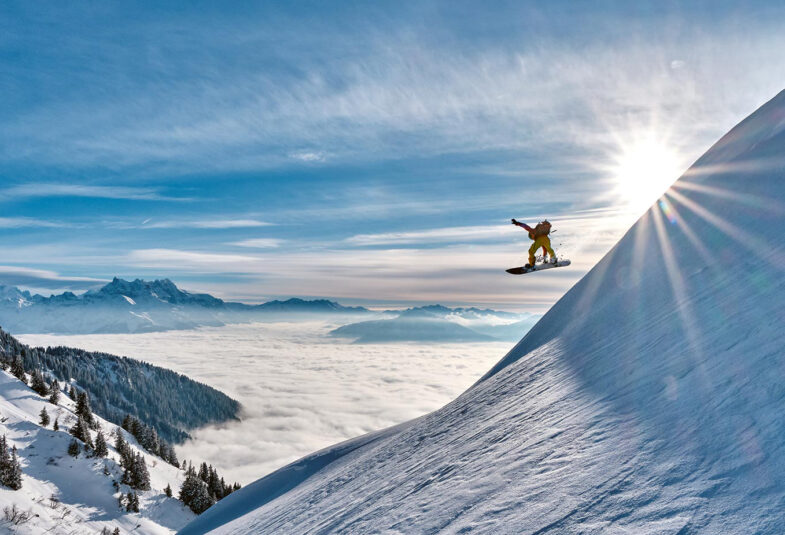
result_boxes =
[0,370,194,534]
[182,90,785,534]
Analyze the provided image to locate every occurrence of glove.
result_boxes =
[511,218,518,225]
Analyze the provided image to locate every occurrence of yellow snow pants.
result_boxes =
[528,236,555,265]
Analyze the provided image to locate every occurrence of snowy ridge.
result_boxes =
[182,90,785,534]
[0,370,194,534]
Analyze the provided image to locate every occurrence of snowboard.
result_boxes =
[506,259,571,275]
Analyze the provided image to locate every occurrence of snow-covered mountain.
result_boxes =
[181,91,785,534]
[331,305,538,343]
[330,317,496,343]
[252,298,367,314]
[0,370,194,534]
[0,279,370,334]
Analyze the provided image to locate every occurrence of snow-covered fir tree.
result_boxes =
[10,357,25,381]
[121,452,151,490]
[125,491,139,513]
[39,406,50,427]
[94,430,108,457]
[67,438,80,457]
[75,390,95,427]
[69,415,94,448]
[179,466,215,514]
[0,435,23,490]
[121,413,180,467]
[30,369,49,396]
[48,379,60,404]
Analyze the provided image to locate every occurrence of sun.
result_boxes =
[611,136,684,215]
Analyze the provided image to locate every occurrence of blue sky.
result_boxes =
[2,1,784,310]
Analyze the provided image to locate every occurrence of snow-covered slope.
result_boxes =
[182,89,785,534]
[0,370,194,534]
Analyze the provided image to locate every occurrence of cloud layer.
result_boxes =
[19,322,511,485]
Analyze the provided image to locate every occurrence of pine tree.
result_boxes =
[48,380,60,405]
[114,429,127,454]
[190,483,214,514]
[30,369,49,396]
[10,357,25,381]
[53,418,59,431]
[75,391,94,427]
[39,407,50,427]
[113,528,120,535]
[164,483,172,497]
[115,432,133,469]
[68,385,77,401]
[164,444,180,468]
[126,491,134,512]
[67,439,80,457]
[69,416,94,448]
[132,453,151,490]
[0,436,23,489]
[179,469,215,514]
[6,447,22,490]
[95,431,108,458]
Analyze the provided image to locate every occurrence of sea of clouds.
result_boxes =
[20,322,510,485]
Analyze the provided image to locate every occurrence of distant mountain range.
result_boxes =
[0,278,369,334]
[330,304,539,343]
[0,278,536,339]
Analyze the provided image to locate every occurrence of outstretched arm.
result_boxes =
[511,218,533,232]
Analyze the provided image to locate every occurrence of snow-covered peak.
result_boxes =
[0,285,32,308]
[87,278,225,308]
[183,90,785,534]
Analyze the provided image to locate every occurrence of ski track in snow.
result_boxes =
[180,91,785,534]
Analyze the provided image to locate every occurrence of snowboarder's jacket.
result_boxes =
[512,219,551,239]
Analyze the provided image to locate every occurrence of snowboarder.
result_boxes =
[511,218,557,268]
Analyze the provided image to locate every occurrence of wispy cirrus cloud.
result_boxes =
[0,217,71,229]
[4,15,784,174]
[229,238,285,248]
[345,225,512,246]
[0,265,105,290]
[288,151,328,163]
[141,219,273,229]
[2,183,189,202]
[126,249,260,269]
